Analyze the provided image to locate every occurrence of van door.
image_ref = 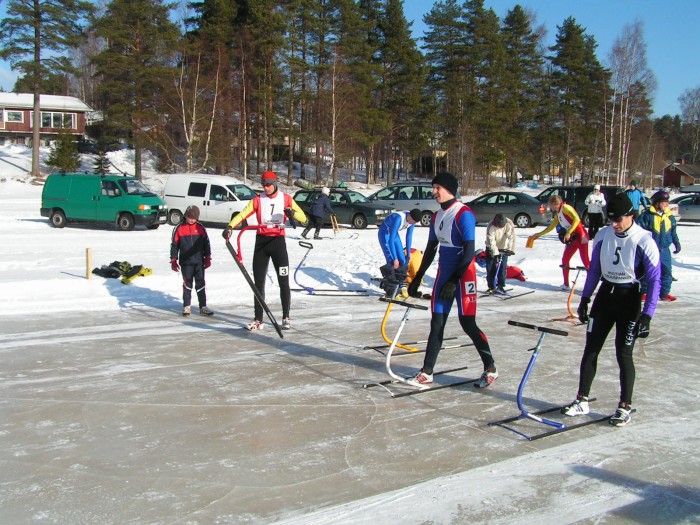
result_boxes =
[69,177,100,220]
[204,183,238,223]
[96,179,123,221]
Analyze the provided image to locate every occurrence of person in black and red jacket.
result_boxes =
[170,205,214,317]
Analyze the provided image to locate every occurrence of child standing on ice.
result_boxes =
[170,205,214,317]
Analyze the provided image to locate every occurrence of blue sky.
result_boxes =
[403,0,700,118]
[1,0,698,118]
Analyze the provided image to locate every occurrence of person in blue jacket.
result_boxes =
[625,180,650,218]
[302,187,334,240]
[637,190,681,301]
[377,208,421,297]
[406,172,497,390]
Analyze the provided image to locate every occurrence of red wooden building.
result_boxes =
[662,162,700,188]
[0,93,93,146]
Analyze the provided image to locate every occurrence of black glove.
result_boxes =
[673,245,681,254]
[637,314,651,339]
[222,226,233,240]
[439,280,457,301]
[407,279,421,298]
[577,297,590,323]
[284,207,295,220]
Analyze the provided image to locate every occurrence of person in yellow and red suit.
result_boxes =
[222,171,307,331]
[528,194,590,290]
[637,190,681,301]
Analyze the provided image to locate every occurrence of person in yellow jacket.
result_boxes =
[528,195,590,290]
[223,171,307,331]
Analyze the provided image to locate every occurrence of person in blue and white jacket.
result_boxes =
[562,192,661,427]
[377,208,421,297]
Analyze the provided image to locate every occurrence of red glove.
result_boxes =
[204,256,211,269]
[171,258,180,272]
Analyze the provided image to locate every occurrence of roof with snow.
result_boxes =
[0,93,92,112]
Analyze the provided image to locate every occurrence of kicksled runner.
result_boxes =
[487,320,633,440]
[292,241,369,296]
[363,296,478,398]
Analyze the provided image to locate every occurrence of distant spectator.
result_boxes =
[584,184,606,239]
[625,180,650,219]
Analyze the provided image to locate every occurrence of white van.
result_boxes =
[163,174,258,225]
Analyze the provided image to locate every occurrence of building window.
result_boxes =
[5,110,23,123]
[39,111,76,129]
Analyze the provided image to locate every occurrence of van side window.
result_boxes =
[101,180,119,196]
[188,182,207,198]
[210,184,228,201]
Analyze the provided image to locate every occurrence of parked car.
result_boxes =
[75,139,99,154]
[40,173,167,230]
[367,182,443,227]
[163,174,258,225]
[293,187,392,229]
[465,191,547,228]
[670,193,700,222]
[535,185,624,226]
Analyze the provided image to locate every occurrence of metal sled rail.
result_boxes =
[293,240,368,296]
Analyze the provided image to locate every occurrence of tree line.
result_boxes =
[2,0,699,188]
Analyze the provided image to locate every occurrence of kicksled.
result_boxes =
[487,320,628,440]
[363,297,478,398]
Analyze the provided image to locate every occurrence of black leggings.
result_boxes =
[578,285,641,405]
[422,313,494,375]
[181,263,206,307]
[251,235,290,321]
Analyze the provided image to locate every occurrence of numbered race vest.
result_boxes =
[256,192,293,237]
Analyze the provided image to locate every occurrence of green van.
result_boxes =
[40,173,168,230]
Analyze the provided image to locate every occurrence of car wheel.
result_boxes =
[168,209,183,225]
[50,209,66,228]
[420,211,432,227]
[117,213,135,231]
[514,213,531,228]
[352,213,368,229]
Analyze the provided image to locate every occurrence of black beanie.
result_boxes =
[494,213,506,228]
[606,192,634,219]
[409,208,422,223]
[431,172,459,197]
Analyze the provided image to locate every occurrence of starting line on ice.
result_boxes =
[363,297,477,398]
[488,320,614,440]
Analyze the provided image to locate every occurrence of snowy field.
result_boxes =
[1,145,699,524]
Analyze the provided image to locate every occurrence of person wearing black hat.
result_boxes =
[484,213,515,295]
[561,192,661,427]
[377,208,422,298]
[406,172,498,389]
[222,171,307,331]
[637,190,681,301]
[170,205,214,317]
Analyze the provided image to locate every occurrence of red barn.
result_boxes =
[662,162,700,188]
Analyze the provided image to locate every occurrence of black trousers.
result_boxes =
[578,283,641,405]
[181,263,206,307]
[251,235,291,321]
[587,212,604,239]
[422,313,494,375]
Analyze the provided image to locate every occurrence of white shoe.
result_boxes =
[282,318,291,330]
[560,284,570,291]
[474,368,498,388]
[182,305,191,316]
[609,405,632,426]
[405,370,433,389]
[246,320,263,331]
[561,397,590,416]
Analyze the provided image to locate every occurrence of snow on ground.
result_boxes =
[1,144,700,523]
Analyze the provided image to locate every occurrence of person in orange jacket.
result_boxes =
[528,195,590,290]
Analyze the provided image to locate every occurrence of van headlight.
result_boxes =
[138,204,152,210]
[375,210,384,215]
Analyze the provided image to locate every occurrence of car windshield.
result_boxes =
[343,191,370,203]
[227,184,256,200]
[118,179,155,196]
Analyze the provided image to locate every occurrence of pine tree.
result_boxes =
[47,129,81,174]
[91,0,180,180]
[0,0,94,178]
[93,150,111,175]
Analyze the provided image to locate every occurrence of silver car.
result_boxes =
[670,193,700,222]
[367,182,442,226]
[465,191,548,228]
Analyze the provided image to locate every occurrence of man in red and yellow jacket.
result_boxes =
[223,171,307,331]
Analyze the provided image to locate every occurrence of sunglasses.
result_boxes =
[262,182,274,187]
